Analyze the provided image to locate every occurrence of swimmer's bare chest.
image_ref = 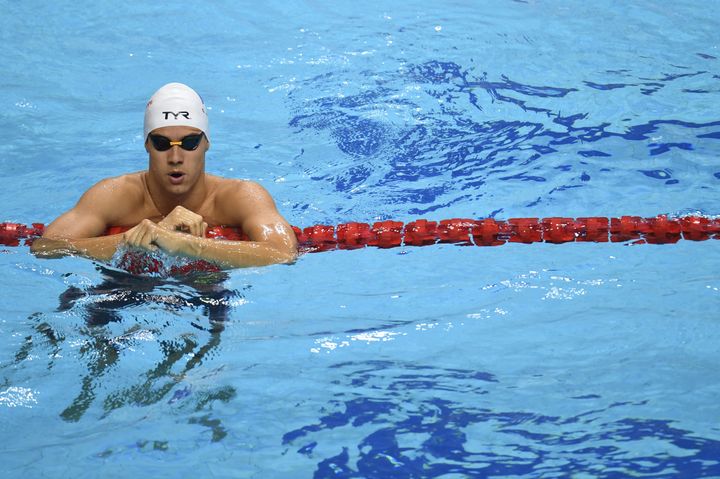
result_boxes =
[113,173,236,227]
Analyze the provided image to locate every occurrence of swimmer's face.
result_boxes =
[145,125,209,196]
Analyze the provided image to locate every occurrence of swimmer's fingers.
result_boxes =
[122,224,140,246]
[123,224,144,249]
[187,217,197,236]
[124,220,158,252]
[159,207,205,237]
[189,218,206,237]
[170,213,201,236]
[186,211,205,237]
[140,221,160,251]
[158,212,182,231]
[175,211,204,237]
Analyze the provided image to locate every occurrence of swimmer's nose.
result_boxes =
[168,145,184,164]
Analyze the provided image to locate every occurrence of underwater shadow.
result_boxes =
[11,264,243,441]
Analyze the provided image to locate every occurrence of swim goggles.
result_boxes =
[148,132,205,151]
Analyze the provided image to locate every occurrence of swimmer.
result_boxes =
[31,83,298,268]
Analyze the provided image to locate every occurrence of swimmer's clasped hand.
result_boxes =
[123,218,204,257]
[123,219,161,252]
[123,206,207,254]
[158,206,207,237]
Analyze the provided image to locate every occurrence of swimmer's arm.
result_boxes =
[185,218,298,267]
[197,181,297,267]
[222,182,298,266]
[125,219,297,268]
[30,179,128,261]
[124,183,298,267]
[31,233,124,262]
[189,236,297,267]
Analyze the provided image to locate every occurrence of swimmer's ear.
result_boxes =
[144,137,150,153]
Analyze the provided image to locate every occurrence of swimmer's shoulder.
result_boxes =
[79,172,147,217]
[205,175,273,222]
[55,172,148,229]
[208,174,268,198]
[86,172,145,201]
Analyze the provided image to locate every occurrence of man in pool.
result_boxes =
[31,82,298,268]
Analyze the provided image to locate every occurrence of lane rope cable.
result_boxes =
[2,215,719,251]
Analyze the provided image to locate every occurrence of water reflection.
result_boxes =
[11,264,243,442]
[57,266,235,327]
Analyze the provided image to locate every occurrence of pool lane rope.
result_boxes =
[2,215,719,251]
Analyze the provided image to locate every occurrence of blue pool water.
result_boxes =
[2,1,720,477]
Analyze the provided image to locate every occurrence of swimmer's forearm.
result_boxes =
[31,235,124,261]
[121,223,298,267]
[183,236,298,268]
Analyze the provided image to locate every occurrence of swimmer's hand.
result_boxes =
[158,205,207,237]
[123,219,197,256]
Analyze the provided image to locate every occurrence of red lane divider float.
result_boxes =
[0,223,46,247]
[291,215,720,251]
[2,215,718,251]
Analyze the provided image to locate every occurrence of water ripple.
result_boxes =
[288,59,720,221]
[283,360,720,478]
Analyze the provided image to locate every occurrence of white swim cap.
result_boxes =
[143,83,209,141]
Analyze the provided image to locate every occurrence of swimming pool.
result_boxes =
[2,1,719,477]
